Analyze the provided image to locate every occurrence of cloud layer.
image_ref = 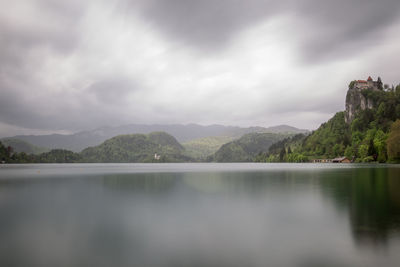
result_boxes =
[1,0,400,136]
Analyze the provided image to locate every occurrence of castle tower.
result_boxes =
[367,76,373,87]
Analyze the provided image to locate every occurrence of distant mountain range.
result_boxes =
[0,132,191,163]
[1,138,50,155]
[3,124,308,152]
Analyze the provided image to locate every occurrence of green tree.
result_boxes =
[349,80,356,89]
[377,77,383,90]
[373,129,388,162]
[395,104,400,118]
[358,144,369,159]
[387,120,400,161]
[332,143,344,157]
[377,102,386,118]
[279,147,286,162]
[344,146,355,159]
[0,141,10,162]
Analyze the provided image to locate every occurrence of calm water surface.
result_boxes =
[1,163,400,267]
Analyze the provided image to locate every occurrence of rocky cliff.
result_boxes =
[345,86,375,123]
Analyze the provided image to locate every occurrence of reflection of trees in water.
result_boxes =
[319,167,400,247]
[102,171,318,195]
[101,167,400,248]
[101,173,180,194]
[181,170,321,194]
[194,167,400,248]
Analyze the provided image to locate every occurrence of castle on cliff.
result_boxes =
[352,76,381,91]
[345,76,383,123]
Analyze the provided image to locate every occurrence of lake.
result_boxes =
[1,163,400,267]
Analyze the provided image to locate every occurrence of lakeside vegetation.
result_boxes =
[80,132,189,163]
[256,85,400,163]
[1,132,191,163]
[2,82,400,164]
[209,132,288,162]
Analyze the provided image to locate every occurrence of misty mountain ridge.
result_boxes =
[4,123,308,152]
[1,138,50,155]
[0,132,190,163]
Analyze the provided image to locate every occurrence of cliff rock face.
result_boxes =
[345,87,375,123]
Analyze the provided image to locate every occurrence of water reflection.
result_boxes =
[318,167,400,247]
[0,164,400,267]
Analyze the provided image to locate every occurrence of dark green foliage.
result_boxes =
[349,80,356,89]
[268,134,305,154]
[360,88,400,127]
[147,132,184,150]
[345,87,400,162]
[0,141,10,162]
[302,112,350,158]
[10,152,37,163]
[254,134,308,163]
[377,77,383,90]
[183,136,234,160]
[80,132,189,163]
[310,86,398,162]
[0,140,80,163]
[211,133,287,162]
[263,83,400,163]
[387,120,400,162]
[320,168,400,242]
[279,148,286,162]
[36,149,82,163]
[1,132,191,163]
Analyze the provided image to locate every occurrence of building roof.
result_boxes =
[357,80,367,83]
[332,156,348,161]
[367,76,373,81]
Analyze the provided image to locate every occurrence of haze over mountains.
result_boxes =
[3,124,308,152]
[2,79,400,164]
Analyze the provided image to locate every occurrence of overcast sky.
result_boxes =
[1,0,400,137]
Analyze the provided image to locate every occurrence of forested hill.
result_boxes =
[210,132,288,162]
[257,82,400,163]
[1,132,192,163]
[182,136,235,160]
[80,132,189,163]
[4,124,308,152]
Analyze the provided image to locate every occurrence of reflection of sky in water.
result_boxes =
[0,164,400,267]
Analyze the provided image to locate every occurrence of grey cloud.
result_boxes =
[0,78,139,132]
[294,0,400,62]
[127,0,283,51]
[126,0,400,60]
[87,77,141,106]
[1,0,399,136]
[0,78,61,130]
[0,82,27,127]
[265,97,343,116]
[0,0,83,71]
[0,0,87,131]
